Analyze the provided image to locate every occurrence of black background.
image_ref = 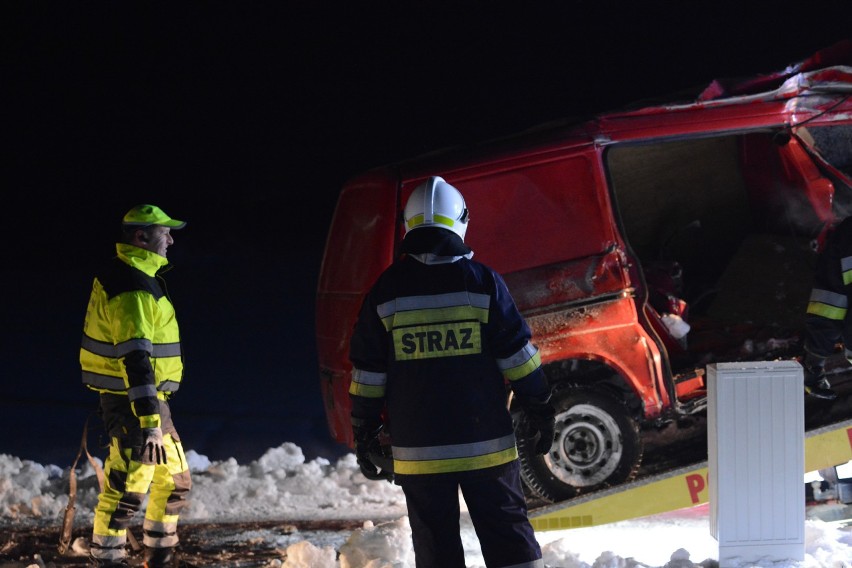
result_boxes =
[3,3,850,466]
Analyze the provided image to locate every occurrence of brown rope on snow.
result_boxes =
[58,413,141,555]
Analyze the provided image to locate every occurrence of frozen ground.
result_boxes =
[3,445,852,567]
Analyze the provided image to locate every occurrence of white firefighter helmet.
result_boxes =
[403,176,469,241]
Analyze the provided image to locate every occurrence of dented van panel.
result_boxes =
[316,41,852,501]
[501,245,627,312]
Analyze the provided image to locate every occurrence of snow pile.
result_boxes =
[338,517,414,568]
[0,444,407,528]
[0,454,66,521]
[181,443,407,523]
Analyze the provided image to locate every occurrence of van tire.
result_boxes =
[517,388,643,503]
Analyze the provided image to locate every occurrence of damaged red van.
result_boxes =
[316,41,852,503]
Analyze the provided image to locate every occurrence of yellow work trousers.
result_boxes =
[90,431,191,563]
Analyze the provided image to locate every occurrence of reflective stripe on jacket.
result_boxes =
[349,255,548,478]
[80,243,183,427]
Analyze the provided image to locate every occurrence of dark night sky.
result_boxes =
[3,3,850,466]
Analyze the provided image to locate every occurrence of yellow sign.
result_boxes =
[393,323,481,360]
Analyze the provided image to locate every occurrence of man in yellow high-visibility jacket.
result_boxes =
[80,204,191,568]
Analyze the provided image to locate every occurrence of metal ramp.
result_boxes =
[529,417,852,531]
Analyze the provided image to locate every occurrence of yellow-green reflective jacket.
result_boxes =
[80,243,183,428]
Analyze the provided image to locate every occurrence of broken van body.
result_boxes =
[316,41,852,503]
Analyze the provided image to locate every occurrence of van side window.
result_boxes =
[457,153,611,275]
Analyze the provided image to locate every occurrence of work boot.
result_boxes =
[143,546,178,568]
[805,377,837,401]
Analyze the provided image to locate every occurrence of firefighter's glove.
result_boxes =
[140,427,168,465]
[802,352,836,400]
[525,402,556,456]
[802,351,828,386]
[352,420,388,481]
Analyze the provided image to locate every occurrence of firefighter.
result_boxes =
[348,176,554,568]
[80,205,192,567]
[802,215,852,401]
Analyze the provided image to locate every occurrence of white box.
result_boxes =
[707,361,804,565]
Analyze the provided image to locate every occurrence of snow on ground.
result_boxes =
[2,444,852,567]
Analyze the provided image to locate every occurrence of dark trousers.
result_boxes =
[400,460,543,568]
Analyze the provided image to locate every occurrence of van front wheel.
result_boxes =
[517,388,643,503]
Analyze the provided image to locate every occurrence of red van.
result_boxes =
[316,41,852,503]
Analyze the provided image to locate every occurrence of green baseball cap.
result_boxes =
[122,204,186,229]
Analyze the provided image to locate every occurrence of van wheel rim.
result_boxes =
[546,403,624,487]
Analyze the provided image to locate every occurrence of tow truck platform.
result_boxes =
[529,411,852,532]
